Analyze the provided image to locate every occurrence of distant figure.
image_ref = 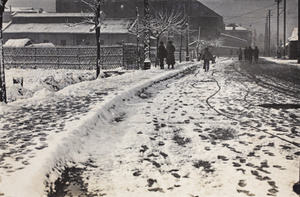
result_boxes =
[248,46,253,63]
[201,47,212,72]
[166,40,176,69]
[244,47,248,61]
[238,48,243,61]
[230,49,233,59]
[157,41,168,69]
[253,46,259,63]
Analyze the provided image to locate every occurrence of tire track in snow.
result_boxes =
[193,61,300,149]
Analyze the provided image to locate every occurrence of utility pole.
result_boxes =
[0,0,8,103]
[298,0,300,64]
[184,0,190,61]
[265,16,268,56]
[197,27,201,61]
[136,7,140,69]
[186,20,190,61]
[268,10,272,56]
[283,0,286,57]
[95,0,101,78]
[277,0,280,52]
[143,0,151,70]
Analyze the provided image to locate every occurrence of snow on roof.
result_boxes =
[28,43,55,47]
[4,19,133,34]
[5,6,36,12]
[225,26,248,31]
[4,38,33,47]
[13,12,101,18]
[221,33,248,43]
[288,27,298,41]
[101,19,133,33]
[3,22,11,30]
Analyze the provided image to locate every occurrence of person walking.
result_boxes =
[253,46,259,63]
[244,47,248,61]
[248,46,254,63]
[238,48,243,61]
[166,40,176,69]
[157,41,168,69]
[201,47,212,72]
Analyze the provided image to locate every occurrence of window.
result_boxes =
[44,40,49,43]
[61,40,66,46]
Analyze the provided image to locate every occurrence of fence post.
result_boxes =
[57,48,60,69]
[34,47,37,67]
[122,41,125,68]
[78,47,80,69]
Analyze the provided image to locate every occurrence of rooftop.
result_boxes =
[12,12,97,18]
[225,23,248,31]
[288,27,298,41]
[4,19,134,34]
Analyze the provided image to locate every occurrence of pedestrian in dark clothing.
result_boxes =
[157,41,168,69]
[201,47,212,72]
[248,46,253,63]
[166,40,175,69]
[238,48,243,61]
[253,46,259,63]
[244,47,248,61]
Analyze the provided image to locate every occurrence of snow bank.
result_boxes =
[0,63,198,197]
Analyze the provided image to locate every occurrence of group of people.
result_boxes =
[239,46,259,63]
[158,41,214,72]
[157,40,176,69]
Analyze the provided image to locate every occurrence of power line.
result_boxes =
[212,2,227,10]
[224,3,276,21]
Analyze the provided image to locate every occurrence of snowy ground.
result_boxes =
[0,62,196,197]
[262,57,300,68]
[68,59,299,197]
[4,68,96,103]
[0,58,299,197]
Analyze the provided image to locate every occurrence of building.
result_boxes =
[3,12,136,46]
[223,23,252,47]
[218,23,252,55]
[56,0,225,40]
[287,27,298,59]
[5,0,56,12]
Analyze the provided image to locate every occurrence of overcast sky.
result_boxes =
[200,0,297,40]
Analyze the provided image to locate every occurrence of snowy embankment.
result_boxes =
[4,68,96,103]
[0,63,198,197]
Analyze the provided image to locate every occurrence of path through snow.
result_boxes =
[61,59,299,197]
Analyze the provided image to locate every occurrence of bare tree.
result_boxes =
[191,37,224,59]
[0,0,8,103]
[81,0,104,78]
[129,6,188,66]
[150,8,187,65]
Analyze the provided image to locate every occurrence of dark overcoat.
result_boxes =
[166,42,175,65]
[158,44,167,59]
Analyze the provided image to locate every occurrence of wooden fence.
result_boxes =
[4,44,141,70]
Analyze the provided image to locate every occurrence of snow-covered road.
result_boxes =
[53,59,299,197]
[0,58,299,197]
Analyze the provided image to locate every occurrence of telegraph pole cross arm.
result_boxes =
[0,0,8,103]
